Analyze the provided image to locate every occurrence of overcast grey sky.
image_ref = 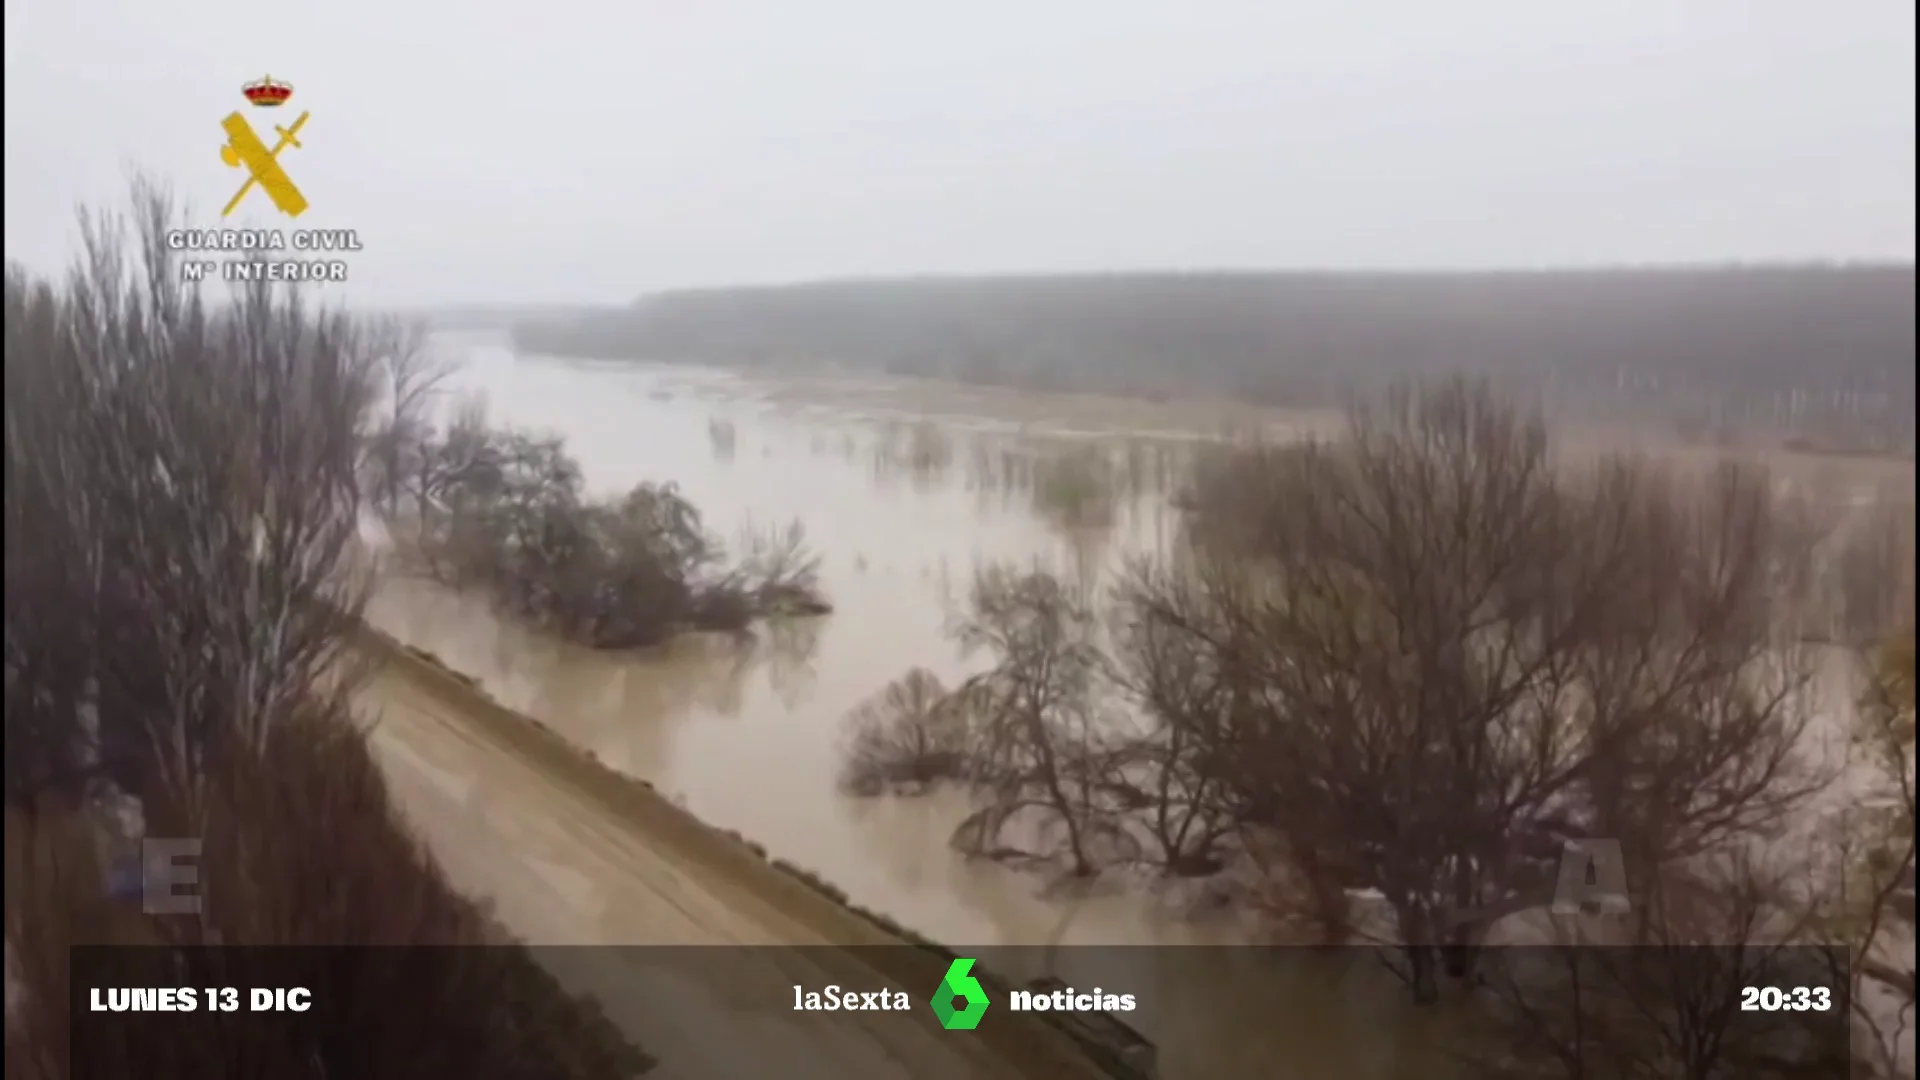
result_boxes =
[4,0,1914,305]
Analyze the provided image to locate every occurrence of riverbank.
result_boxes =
[357,624,1135,1078]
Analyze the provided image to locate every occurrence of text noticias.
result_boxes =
[1008,986,1137,1012]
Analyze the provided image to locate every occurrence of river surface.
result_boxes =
[363,332,1904,1079]
[362,332,1470,1078]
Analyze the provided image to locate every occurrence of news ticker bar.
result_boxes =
[62,944,1851,1077]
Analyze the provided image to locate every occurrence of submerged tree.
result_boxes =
[1469,851,1854,1080]
[390,402,829,649]
[843,378,1839,1008]
[945,565,1127,877]
[1104,554,1247,877]
[837,668,970,796]
[1835,631,1918,1079]
[1125,380,1825,999]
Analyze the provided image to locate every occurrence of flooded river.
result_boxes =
[363,333,1462,1078]
[364,333,1906,1079]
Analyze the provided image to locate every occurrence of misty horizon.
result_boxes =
[7,0,1915,306]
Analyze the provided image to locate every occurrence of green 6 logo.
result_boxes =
[932,957,990,1030]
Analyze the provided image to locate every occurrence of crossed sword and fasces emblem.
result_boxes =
[219,110,310,218]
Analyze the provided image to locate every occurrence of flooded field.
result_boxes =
[366,334,1478,1078]
[365,332,1911,1080]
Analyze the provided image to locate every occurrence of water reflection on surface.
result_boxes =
[369,342,1187,942]
[365,338,1452,1078]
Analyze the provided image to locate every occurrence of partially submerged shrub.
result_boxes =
[868,421,955,490]
[398,404,829,648]
[702,520,832,622]
[1029,445,1119,531]
[838,668,971,795]
[706,416,737,462]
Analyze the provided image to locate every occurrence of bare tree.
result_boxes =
[6,696,656,1079]
[3,181,652,1078]
[1121,380,1825,1001]
[401,413,829,648]
[1826,631,1918,1079]
[359,321,453,516]
[1829,495,1918,648]
[701,519,830,623]
[837,668,970,796]
[5,181,386,805]
[946,564,1124,877]
[1468,853,1853,1079]
[1105,555,1247,876]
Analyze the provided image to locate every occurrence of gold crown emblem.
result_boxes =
[242,74,293,107]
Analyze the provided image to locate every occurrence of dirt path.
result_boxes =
[354,630,1114,1080]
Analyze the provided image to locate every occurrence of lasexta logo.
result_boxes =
[931,958,990,1030]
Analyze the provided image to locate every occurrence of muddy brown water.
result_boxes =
[366,333,1904,1079]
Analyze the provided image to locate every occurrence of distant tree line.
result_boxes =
[416,303,605,333]
[512,267,1916,452]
